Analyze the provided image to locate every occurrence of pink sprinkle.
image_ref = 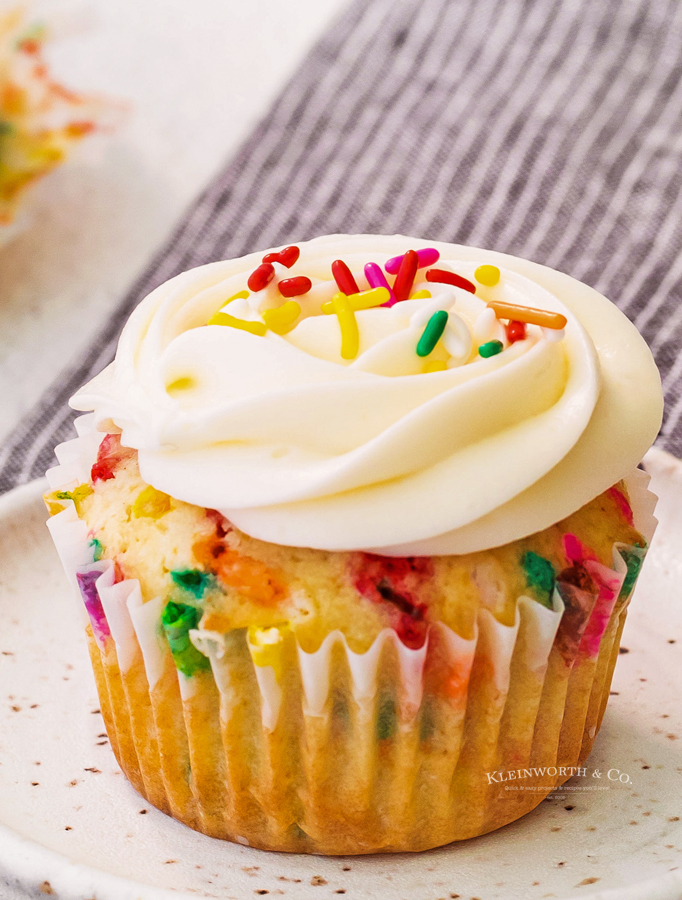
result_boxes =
[562,532,597,564]
[364,262,396,306]
[607,485,634,526]
[385,247,440,275]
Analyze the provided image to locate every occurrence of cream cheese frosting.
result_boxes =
[70,234,663,555]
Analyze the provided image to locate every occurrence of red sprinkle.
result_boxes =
[331,259,360,295]
[262,245,300,268]
[278,276,312,298]
[91,434,136,483]
[392,249,419,303]
[506,320,527,343]
[425,269,477,294]
[353,553,433,649]
[247,263,275,292]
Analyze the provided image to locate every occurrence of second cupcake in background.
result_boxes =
[45,234,661,854]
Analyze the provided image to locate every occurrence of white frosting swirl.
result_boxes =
[71,234,663,555]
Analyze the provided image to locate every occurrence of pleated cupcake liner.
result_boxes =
[44,418,658,854]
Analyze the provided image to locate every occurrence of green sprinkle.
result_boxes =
[161,601,209,677]
[522,551,555,609]
[171,569,212,599]
[376,698,396,741]
[89,538,104,562]
[0,121,13,137]
[619,545,646,598]
[478,340,503,358]
[416,310,449,357]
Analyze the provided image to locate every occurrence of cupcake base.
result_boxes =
[45,419,657,855]
[78,560,636,854]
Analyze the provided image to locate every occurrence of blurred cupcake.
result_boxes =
[0,7,117,234]
[45,235,662,854]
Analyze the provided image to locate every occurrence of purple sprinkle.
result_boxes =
[76,569,110,646]
[384,247,440,275]
[364,262,396,306]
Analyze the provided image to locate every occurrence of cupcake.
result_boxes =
[44,235,662,854]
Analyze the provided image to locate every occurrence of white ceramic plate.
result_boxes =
[0,449,681,900]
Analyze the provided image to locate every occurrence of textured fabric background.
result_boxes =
[2,0,681,492]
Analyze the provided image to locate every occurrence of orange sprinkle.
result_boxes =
[487,300,567,330]
[193,536,286,606]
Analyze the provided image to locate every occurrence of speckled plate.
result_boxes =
[0,450,681,900]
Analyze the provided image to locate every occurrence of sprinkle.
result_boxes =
[162,602,209,677]
[262,301,301,334]
[56,483,93,514]
[424,359,447,372]
[262,245,300,268]
[77,570,110,646]
[89,538,104,561]
[479,340,503,358]
[331,259,360,295]
[488,300,567,330]
[522,551,555,609]
[278,276,311,298]
[416,310,449,357]
[321,287,389,314]
[224,290,249,305]
[410,289,432,299]
[166,376,195,394]
[392,249,419,303]
[247,263,275,292]
[43,491,67,517]
[171,569,213,599]
[132,485,172,520]
[607,485,634,526]
[385,247,440,274]
[619,546,645,598]
[208,311,267,336]
[364,262,395,306]
[425,268,477,294]
[327,292,360,359]
[248,624,289,679]
[474,264,501,286]
[506,320,527,343]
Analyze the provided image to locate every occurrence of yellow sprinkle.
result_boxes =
[43,483,94,517]
[43,491,67,517]
[248,624,290,679]
[208,311,267,336]
[474,265,501,287]
[324,292,359,359]
[409,289,432,300]
[206,291,250,324]
[166,376,195,394]
[424,359,447,373]
[262,301,301,335]
[321,286,389,314]
[133,485,172,520]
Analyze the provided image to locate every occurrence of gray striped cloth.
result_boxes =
[2,0,681,493]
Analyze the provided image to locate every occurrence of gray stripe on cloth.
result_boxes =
[2,0,681,493]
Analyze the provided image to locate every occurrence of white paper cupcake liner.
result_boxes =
[43,420,657,853]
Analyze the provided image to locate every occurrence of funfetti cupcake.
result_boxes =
[44,234,662,855]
